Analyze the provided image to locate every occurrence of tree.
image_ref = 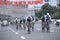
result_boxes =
[36,3,59,19]
[57,0,60,12]
[41,3,58,14]
[57,0,60,6]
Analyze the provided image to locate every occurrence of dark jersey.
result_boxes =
[27,17,31,22]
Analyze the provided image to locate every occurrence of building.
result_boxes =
[0,0,43,18]
[0,0,58,18]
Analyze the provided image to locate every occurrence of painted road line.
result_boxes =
[20,36,26,40]
[8,27,27,40]
[15,32,19,34]
[8,27,19,34]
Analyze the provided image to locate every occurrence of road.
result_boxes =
[0,21,60,40]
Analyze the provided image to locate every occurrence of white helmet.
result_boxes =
[47,13,49,15]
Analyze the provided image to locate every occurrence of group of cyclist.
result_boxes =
[15,13,52,34]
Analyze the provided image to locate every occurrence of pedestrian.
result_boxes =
[26,16,32,34]
[15,18,18,30]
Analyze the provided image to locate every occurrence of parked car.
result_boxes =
[54,20,60,26]
[1,20,9,26]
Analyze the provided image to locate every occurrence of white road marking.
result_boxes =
[8,27,19,34]
[8,27,26,39]
[20,36,26,40]
[15,32,19,34]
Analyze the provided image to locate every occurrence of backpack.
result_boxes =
[46,15,50,21]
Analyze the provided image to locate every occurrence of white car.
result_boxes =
[1,20,9,26]
[54,20,60,23]
[54,20,60,26]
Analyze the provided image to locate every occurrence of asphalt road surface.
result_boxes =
[0,21,60,40]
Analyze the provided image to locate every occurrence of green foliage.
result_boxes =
[56,12,60,19]
[35,3,60,19]
[57,0,60,6]
[41,3,58,14]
